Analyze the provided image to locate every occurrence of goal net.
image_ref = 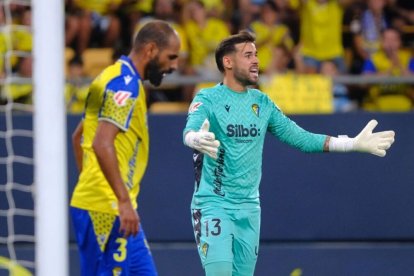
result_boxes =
[0,0,35,274]
[0,0,67,275]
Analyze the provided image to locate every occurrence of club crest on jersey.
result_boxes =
[113,90,132,106]
[252,104,260,117]
[201,243,209,257]
[113,267,122,276]
[189,102,203,113]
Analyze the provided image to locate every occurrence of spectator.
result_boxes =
[266,44,305,75]
[135,0,193,103]
[320,61,357,112]
[249,0,294,73]
[274,0,301,43]
[65,0,80,49]
[65,55,89,113]
[117,0,154,48]
[363,28,414,76]
[12,6,32,52]
[135,0,189,73]
[0,4,7,78]
[362,28,414,110]
[291,0,354,74]
[268,44,293,74]
[352,0,389,62]
[389,0,414,47]
[182,0,230,78]
[199,0,227,18]
[71,0,122,55]
[235,0,265,31]
[3,55,33,104]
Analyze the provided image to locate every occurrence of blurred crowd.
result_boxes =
[0,0,414,112]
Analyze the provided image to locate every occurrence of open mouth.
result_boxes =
[164,69,175,76]
[250,68,259,77]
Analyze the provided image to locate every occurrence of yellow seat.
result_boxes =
[149,102,189,114]
[82,48,113,78]
[375,95,413,112]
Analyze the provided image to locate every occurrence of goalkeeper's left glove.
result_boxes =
[328,119,395,157]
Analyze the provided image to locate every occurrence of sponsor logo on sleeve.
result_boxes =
[189,102,203,113]
[113,90,132,106]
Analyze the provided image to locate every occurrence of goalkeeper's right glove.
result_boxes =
[184,119,221,159]
[329,119,395,157]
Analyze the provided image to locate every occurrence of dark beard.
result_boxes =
[145,59,164,87]
[235,71,257,86]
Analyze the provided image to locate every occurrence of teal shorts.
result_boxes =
[191,206,261,275]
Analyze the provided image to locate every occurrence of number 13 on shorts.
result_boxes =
[191,207,261,270]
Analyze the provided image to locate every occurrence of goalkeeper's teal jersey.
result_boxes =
[184,83,327,209]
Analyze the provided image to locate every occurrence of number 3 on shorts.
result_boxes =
[113,238,127,262]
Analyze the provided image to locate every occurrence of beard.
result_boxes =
[145,58,165,87]
[234,67,258,86]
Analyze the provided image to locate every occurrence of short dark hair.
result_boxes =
[133,20,176,51]
[215,30,256,73]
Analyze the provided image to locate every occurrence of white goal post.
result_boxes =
[33,0,68,275]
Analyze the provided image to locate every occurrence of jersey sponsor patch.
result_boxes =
[113,91,132,106]
[189,102,203,113]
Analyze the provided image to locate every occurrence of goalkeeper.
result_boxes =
[183,30,395,276]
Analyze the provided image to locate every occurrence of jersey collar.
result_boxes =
[119,55,141,78]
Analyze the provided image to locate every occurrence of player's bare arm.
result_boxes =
[72,120,84,172]
[92,120,140,238]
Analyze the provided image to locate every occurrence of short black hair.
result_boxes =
[215,30,256,73]
[133,20,176,51]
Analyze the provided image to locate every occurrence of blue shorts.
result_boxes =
[70,207,157,276]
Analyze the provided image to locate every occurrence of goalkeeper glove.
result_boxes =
[329,119,395,157]
[185,119,221,159]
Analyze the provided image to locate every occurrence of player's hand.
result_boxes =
[185,119,221,159]
[353,120,395,157]
[118,200,140,238]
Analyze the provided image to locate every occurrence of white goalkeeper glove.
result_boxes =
[185,119,221,159]
[329,119,395,157]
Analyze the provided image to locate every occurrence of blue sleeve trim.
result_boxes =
[105,75,139,98]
